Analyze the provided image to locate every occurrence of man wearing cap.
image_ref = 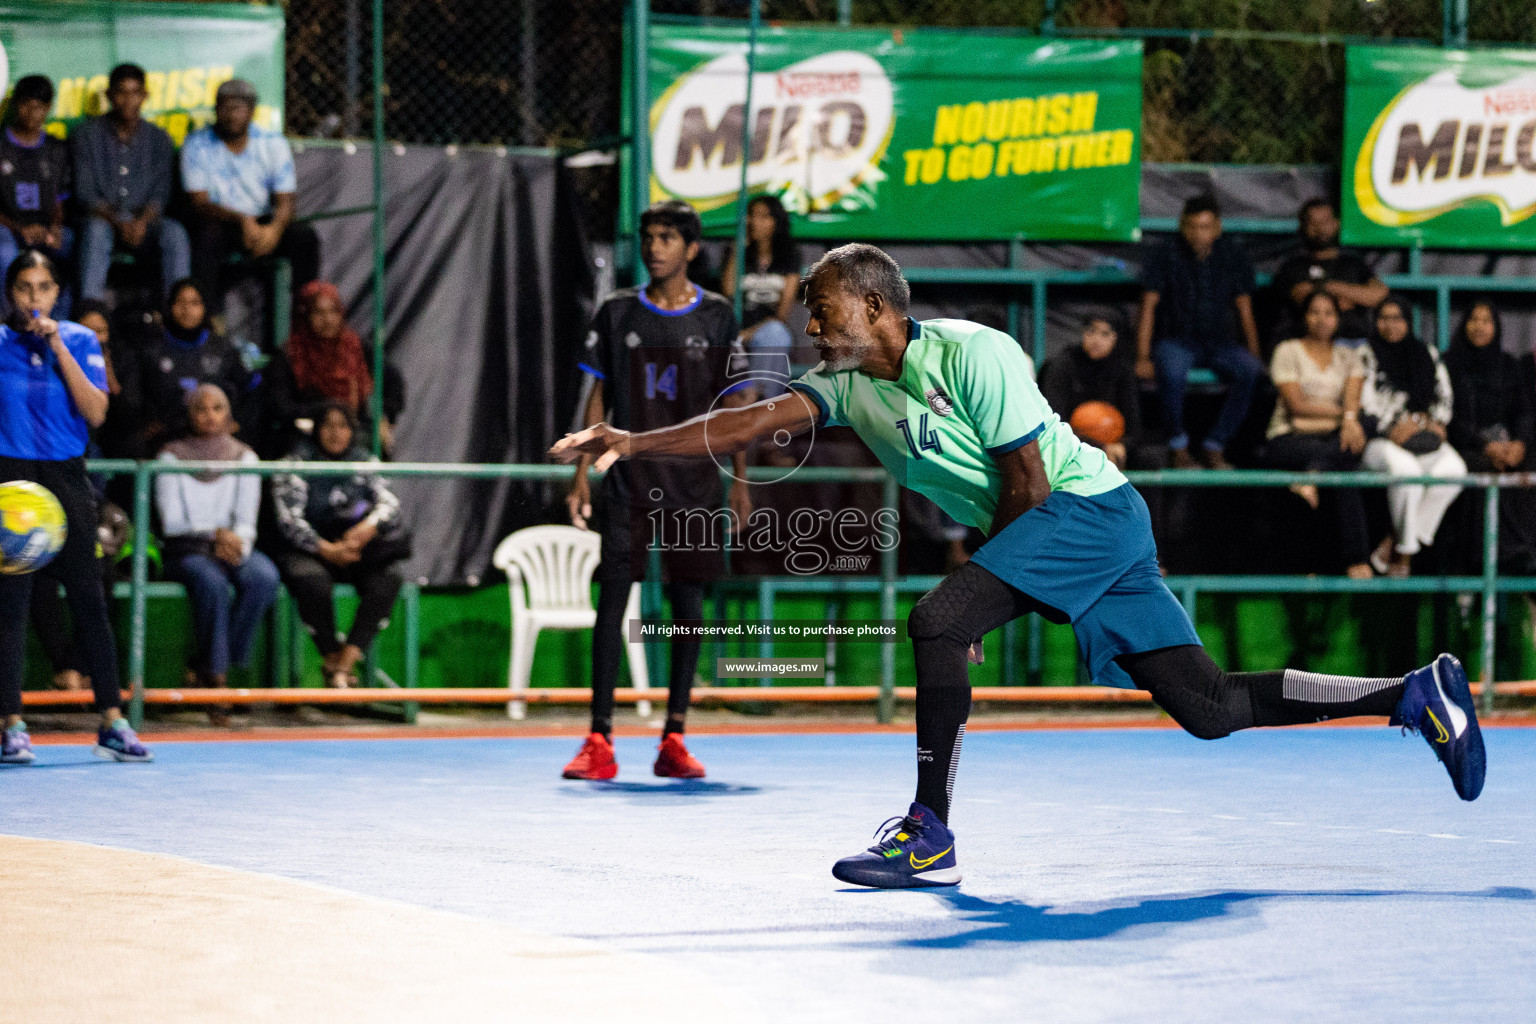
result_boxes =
[182,78,319,309]
[72,63,192,303]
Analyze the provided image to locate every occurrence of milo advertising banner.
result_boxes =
[635,26,1143,241]
[0,1,284,145]
[1345,45,1536,250]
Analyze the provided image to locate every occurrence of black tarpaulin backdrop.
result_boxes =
[296,144,593,585]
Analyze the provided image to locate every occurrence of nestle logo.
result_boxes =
[1484,89,1536,116]
[775,70,861,98]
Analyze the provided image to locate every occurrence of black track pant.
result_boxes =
[0,457,121,716]
[908,562,1406,823]
[273,551,402,657]
[590,577,704,739]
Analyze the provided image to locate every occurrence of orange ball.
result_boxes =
[1069,401,1125,445]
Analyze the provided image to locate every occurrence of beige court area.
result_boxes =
[0,834,760,1024]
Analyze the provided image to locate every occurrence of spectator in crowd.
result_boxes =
[268,280,401,456]
[156,384,278,721]
[133,278,258,452]
[72,63,190,304]
[0,75,72,313]
[1446,300,1536,573]
[0,249,151,764]
[1136,193,1263,470]
[1262,290,1371,578]
[1040,312,1143,470]
[272,403,406,689]
[182,78,319,309]
[1359,296,1464,577]
[721,194,799,399]
[1272,198,1387,347]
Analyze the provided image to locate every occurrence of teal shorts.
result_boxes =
[969,483,1201,687]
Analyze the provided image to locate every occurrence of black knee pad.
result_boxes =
[1144,678,1248,740]
[908,565,988,643]
[1119,647,1252,740]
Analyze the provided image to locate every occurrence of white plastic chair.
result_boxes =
[492,525,650,720]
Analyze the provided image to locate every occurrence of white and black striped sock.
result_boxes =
[914,686,971,824]
[1264,668,1405,722]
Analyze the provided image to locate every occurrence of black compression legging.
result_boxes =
[0,456,122,717]
[590,576,704,738]
[908,562,1406,823]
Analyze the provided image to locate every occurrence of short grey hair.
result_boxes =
[804,243,910,315]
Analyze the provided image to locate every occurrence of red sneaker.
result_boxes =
[653,733,706,778]
[562,733,617,780]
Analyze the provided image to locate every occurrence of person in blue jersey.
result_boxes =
[0,249,152,764]
[560,200,750,782]
[553,243,1483,889]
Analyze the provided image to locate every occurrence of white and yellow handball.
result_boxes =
[0,480,67,575]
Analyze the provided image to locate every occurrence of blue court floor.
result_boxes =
[7,726,1536,1022]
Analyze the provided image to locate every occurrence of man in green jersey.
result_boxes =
[550,243,1485,889]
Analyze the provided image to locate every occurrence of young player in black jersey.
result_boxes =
[0,76,72,312]
[561,201,751,780]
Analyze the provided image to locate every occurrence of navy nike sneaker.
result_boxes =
[1393,653,1485,801]
[832,802,961,889]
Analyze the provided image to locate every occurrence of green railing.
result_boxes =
[76,460,1530,726]
[902,235,1536,371]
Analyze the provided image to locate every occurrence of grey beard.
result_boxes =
[822,345,870,373]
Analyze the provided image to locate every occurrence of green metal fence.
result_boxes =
[80,459,1531,727]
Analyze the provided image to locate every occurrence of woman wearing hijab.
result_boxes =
[1359,296,1464,576]
[269,280,402,455]
[136,278,256,452]
[157,383,279,719]
[271,402,407,689]
[1039,312,1144,469]
[1445,300,1536,573]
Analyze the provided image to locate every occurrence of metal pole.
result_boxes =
[631,0,651,284]
[1481,483,1499,715]
[519,0,537,147]
[370,0,386,456]
[837,0,851,27]
[730,0,761,328]
[1042,0,1057,36]
[878,472,898,723]
[1443,0,1468,47]
[126,463,150,727]
[344,0,360,137]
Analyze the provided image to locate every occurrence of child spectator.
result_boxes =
[271,403,407,690]
[1039,313,1143,470]
[72,63,190,303]
[157,384,278,722]
[1262,290,1371,578]
[1359,296,1464,577]
[721,194,798,399]
[0,75,71,313]
[0,249,151,763]
[1446,300,1536,574]
[182,78,319,310]
[268,280,402,455]
[1135,193,1263,470]
[132,279,259,452]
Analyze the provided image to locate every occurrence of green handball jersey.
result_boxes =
[788,318,1125,533]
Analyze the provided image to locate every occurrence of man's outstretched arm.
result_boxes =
[549,390,818,471]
